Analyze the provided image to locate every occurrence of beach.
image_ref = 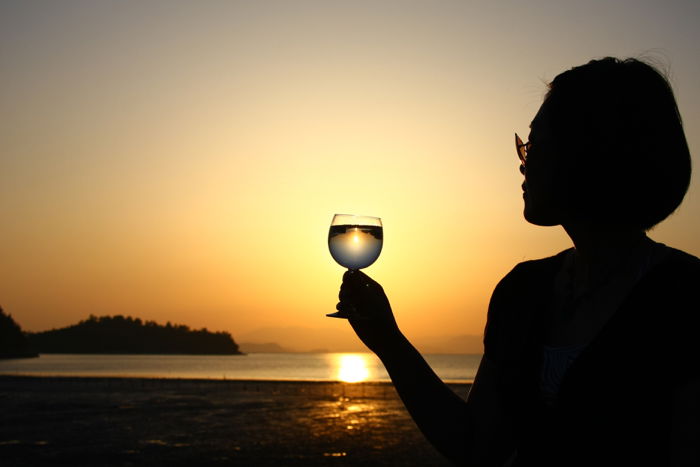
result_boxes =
[0,376,469,466]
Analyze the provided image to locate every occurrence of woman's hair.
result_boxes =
[543,57,691,231]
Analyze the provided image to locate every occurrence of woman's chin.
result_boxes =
[524,206,560,227]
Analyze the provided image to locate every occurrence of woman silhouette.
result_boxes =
[336,57,699,466]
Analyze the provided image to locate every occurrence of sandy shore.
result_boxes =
[0,375,470,466]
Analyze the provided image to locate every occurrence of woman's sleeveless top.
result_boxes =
[483,244,700,467]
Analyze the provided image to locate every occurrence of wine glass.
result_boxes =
[327,214,383,318]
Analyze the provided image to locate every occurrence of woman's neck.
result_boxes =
[562,222,647,287]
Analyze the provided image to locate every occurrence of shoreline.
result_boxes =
[1,374,468,466]
[0,373,473,385]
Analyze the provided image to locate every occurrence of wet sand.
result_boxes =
[0,376,470,466]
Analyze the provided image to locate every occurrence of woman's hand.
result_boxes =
[336,270,403,355]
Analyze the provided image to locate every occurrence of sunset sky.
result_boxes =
[2,0,699,352]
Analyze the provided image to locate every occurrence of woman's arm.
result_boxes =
[373,332,471,462]
[337,270,515,466]
[379,341,515,466]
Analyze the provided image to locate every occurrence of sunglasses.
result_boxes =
[515,133,530,174]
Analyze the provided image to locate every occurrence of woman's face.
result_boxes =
[521,103,572,226]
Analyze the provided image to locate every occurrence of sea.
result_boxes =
[0,353,482,383]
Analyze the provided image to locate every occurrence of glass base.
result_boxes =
[326,311,348,319]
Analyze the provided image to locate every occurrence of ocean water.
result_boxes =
[0,353,482,383]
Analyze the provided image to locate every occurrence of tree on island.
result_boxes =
[28,315,243,355]
[0,307,39,359]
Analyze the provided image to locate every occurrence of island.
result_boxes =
[28,315,243,355]
[0,307,39,359]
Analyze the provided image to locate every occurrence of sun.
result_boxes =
[336,354,370,383]
[352,227,360,244]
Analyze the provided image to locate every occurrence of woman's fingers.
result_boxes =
[343,269,375,287]
[342,271,381,300]
[339,273,369,304]
[337,270,379,320]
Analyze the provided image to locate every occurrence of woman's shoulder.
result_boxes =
[643,245,700,383]
[487,249,571,320]
[647,242,700,287]
[497,249,572,289]
[484,250,571,362]
[658,244,700,272]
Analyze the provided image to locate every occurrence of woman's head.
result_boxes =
[525,57,691,231]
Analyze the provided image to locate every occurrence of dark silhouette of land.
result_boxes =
[28,315,242,355]
[0,307,38,359]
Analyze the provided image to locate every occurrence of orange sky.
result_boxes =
[2,1,699,352]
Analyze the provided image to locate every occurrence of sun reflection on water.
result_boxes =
[333,353,371,383]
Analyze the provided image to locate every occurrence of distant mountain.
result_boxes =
[28,315,243,355]
[238,326,365,353]
[239,326,484,354]
[0,307,38,359]
[238,342,291,353]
